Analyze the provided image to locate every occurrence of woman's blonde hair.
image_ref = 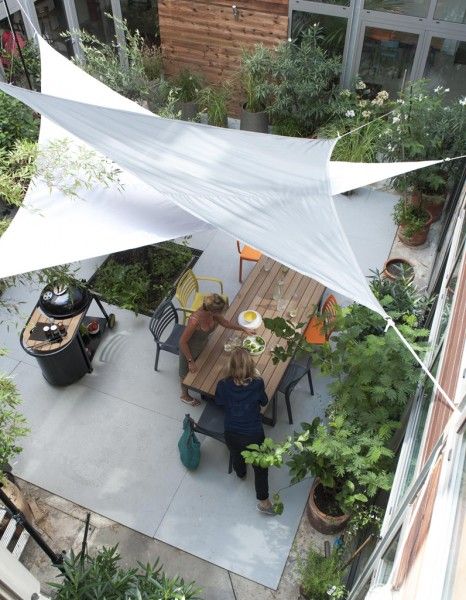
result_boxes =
[227,348,257,385]
[203,293,226,313]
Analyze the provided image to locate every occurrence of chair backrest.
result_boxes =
[321,294,338,338]
[149,299,178,341]
[175,269,199,309]
[236,240,242,254]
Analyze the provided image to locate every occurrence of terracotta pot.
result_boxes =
[423,193,446,223]
[240,103,269,133]
[383,258,414,282]
[306,478,350,535]
[398,212,433,247]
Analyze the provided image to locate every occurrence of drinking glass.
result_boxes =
[288,294,299,319]
[263,257,273,272]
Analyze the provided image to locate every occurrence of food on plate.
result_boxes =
[242,335,266,355]
[87,320,99,334]
[244,310,257,322]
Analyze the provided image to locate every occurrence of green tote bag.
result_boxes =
[178,415,201,470]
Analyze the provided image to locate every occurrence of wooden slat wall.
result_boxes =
[158,0,288,113]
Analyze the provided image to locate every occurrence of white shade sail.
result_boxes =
[0,38,442,317]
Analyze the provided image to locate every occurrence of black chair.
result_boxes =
[187,404,233,474]
[149,299,185,371]
[273,355,313,425]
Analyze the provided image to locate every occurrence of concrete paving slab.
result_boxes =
[12,361,189,537]
[0,354,20,375]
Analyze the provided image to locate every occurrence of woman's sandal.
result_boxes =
[180,396,201,407]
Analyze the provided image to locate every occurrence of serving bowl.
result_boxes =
[238,310,263,329]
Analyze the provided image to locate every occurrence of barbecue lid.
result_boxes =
[39,284,91,318]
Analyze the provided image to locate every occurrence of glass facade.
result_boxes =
[291,10,348,56]
[364,0,430,18]
[424,38,466,99]
[358,28,418,96]
[75,0,115,44]
[120,0,158,44]
[36,0,72,57]
[434,0,466,24]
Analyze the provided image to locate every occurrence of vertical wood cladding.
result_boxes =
[158,1,288,97]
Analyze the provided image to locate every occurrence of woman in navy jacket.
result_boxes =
[215,348,275,515]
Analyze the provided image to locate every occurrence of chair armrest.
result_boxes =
[196,276,224,294]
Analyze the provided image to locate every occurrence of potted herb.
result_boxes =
[393,197,432,247]
[383,258,415,282]
[198,83,230,127]
[239,45,272,133]
[172,69,203,121]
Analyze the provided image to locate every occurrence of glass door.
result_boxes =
[355,23,421,97]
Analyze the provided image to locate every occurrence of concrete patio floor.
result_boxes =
[0,186,400,595]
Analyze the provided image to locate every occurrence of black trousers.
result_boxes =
[224,430,269,501]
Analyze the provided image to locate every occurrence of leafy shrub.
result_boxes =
[91,260,149,315]
[299,547,347,600]
[0,370,29,481]
[50,545,203,599]
[0,91,39,152]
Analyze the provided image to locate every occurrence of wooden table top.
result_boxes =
[21,307,84,354]
[183,256,325,411]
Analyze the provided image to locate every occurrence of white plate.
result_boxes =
[242,335,266,356]
[238,310,263,329]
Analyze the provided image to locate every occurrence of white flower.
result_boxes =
[356,80,366,90]
[396,99,405,104]
[434,85,442,93]
[339,89,351,97]
[392,115,400,124]
[445,88,450,92]
[362,110,371,118]
[377,90,389,100]
[345,110,355,117]
[358,100,368,107]
[459,97,466,106]
[327,587,337,597]
[288,37,292,42]
[371,97,383,106]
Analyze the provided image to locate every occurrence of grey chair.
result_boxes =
[149,299,185,371]
[273,355,313,425]
[187,403,233,473]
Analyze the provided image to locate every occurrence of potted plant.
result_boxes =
[268,26,341,138]
[239,45,272,133]
[299,547,347,600]
[383,257,415,282]
[393,196,432,247]
[197,83,230,127]
[172,68,203,121]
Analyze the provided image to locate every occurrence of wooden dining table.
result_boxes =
[183,256,325,425]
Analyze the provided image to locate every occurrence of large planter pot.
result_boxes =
[398,212,433,247]
[180,101,198,121]
[306,478,350,535]
[423,193,446,223]
[383,258,414,282]
[240,103,269,133]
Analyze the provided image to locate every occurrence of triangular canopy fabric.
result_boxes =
[0,38,441,317]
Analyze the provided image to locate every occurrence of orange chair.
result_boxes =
[237,241,262,283]
[304,294,338,345]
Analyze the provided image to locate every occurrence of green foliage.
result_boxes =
[0,40,41,89]
[68,17,150,101]
[0,91,39,152]
[244,413,395,514]
[393,199,430,238]
[299,547,347,600]
[268,26,342,137]
[198,84,231,127]
[172,69,204,103]
[50,545,203,599]
[240,44,273,113]
[91,241,192,315]
[0,371,29,483]
[141,45,163,81]
[0,138,122,208]
[345,505,384,541]
[0,218,11,237]
[379,80,466,193]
